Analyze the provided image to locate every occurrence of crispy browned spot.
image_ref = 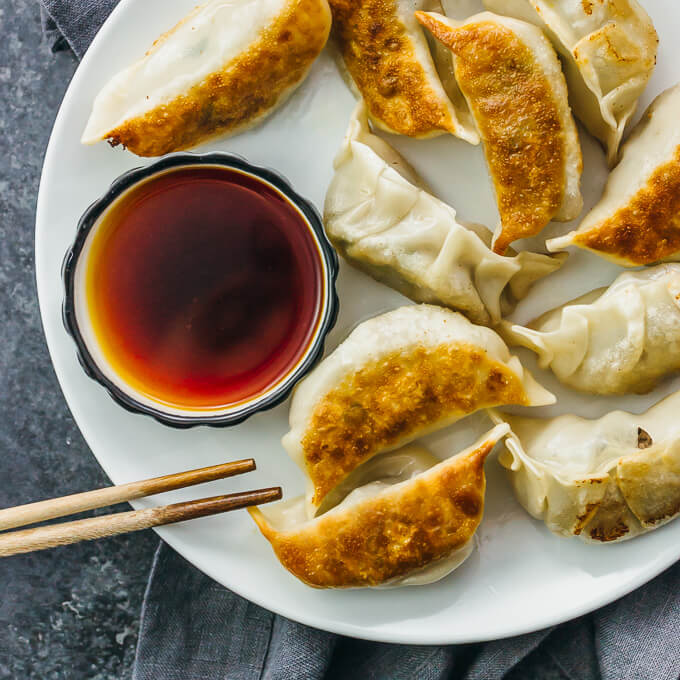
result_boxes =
[589,520,630,543]
[302,343,528,506]
[642,498,680,527]
[637,428,653,449]
[106,0,330,156]
[574,476,637,542]
[573,502,599,536]
[249,440,493,587]
[581,0,594,16]
[329,0,457,137]
[417,16,566,254]
[575,147,680,264]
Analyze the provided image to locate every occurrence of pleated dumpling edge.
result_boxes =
[490,400,680,544]
[499,265,680,395]
[324,102,567,326]
[483,0,658,166]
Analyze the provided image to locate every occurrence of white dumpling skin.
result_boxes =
[483,0,658,165]
[324,103,566,326]
[548,84,680,266]
[82,0,331,156]
[499,265,680,395]
[415,11,583,254]
[283,304,555,517]
[490,394,680,543]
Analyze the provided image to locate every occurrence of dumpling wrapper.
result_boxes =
[415,11,583,254]
[324,103,566,326]
[283,304,555,517]
[500,265,680,395]
[548,84,680,266]
[490,394,680,543]
[250,425,509,588]
[329,0,478,141]
[482,0,658,166]
[81,0,332,156]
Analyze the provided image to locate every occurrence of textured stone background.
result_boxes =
[0,2,158,678]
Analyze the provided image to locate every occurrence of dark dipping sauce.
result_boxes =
[86,166,323,409]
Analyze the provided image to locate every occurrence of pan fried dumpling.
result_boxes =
[415,11,583,254]
[500,265,680,395]
[283,304,554,517]
[250,426,508,587]
[490,394,680,543]
[82,0,332,156]
[329,0,478,141]
[548,85,680,266]
[324,104,566,326]
[482,0,658,165]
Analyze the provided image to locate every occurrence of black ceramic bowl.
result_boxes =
[62,152,339,428]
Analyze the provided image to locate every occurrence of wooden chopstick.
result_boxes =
[0,459,256,532]
[0,487,282,557]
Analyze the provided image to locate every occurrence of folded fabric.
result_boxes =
[40,0,120,58]
[39,2,680,678]
[132,543,679,680]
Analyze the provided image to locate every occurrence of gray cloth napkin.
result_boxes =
[41,0,120,58]
[132,543,680,680]
[39,2,680,678]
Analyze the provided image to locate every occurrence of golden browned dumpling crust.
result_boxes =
[574,149,680,265]
[249,438,494,587]
[301,342,528,507]
[105,0,330,156]
[416,16,566,254]
[329,0,460,137]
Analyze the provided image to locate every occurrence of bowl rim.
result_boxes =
[61,151,339,428]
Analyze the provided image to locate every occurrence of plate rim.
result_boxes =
[34,0,680,645]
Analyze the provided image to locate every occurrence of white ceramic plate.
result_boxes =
[36,0,680,644]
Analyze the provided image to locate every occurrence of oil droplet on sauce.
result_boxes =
[86,166,323,409]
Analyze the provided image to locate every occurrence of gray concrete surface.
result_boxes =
[0,3,157,678]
